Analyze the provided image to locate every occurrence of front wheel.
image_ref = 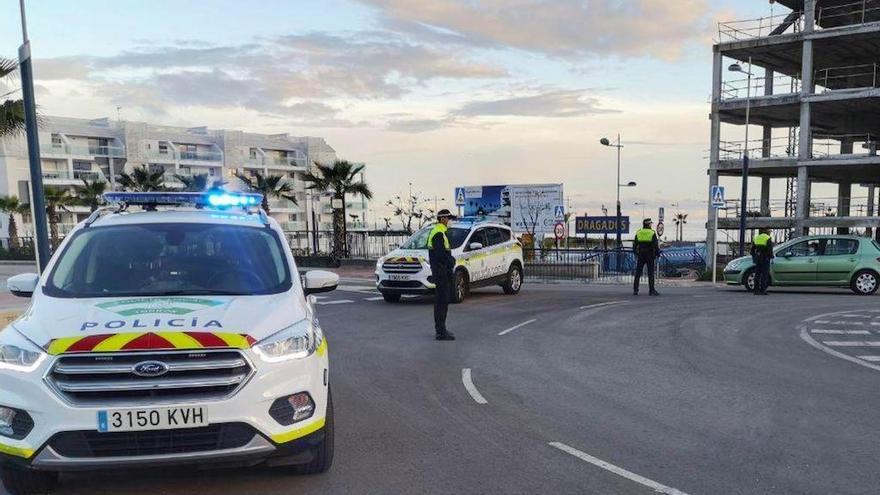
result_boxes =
[851,270,879,296]
[452,271,469,304]
[0,468,58,495]
[742,268,756,293]
[502,264,523,295]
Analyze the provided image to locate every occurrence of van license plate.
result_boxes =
[97,406,208,433]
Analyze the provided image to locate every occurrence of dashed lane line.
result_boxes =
[364,296,385,301]
[316,300,354,306]
[549,442,690,495]
[579,300,627,311]
[461,368,488,405]
[822,341,880,347]
[857,356,880,362]
[498,319,537,336]
[810,329,871,335]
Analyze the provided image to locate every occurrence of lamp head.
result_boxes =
[728,63,744,73]
[600,137,611,146]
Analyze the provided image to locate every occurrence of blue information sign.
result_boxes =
[575,216,631,235]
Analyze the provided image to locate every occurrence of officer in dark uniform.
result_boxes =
[427,209,457,341]
[750,229,774,295]
[633,218,660,296]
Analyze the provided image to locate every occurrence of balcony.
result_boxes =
[264,155,307,169]
[717,11,804,43]
[40,143,125,158]
[268,199,300,210]
[42,170,106,183]
[145,149,223,163]
[280,221,307,231]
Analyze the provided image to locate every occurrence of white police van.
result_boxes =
[0,192,338,495]
[375,219,524,303]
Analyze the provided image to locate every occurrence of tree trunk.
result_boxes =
[332,203,345,259]
[7,214,17,252]
[47,206,59,250]
[262,197,271,215]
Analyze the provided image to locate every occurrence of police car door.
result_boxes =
[484,227,509,278]
[463,228,490,282]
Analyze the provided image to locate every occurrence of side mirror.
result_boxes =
[468,242,484,251]
[303,270,339,296]
[8,273,40,298]
[782,251,793,258]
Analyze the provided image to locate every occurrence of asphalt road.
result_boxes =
[4,281,880,495]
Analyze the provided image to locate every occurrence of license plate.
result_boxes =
[388,274,410,281]
[97,406,208,433]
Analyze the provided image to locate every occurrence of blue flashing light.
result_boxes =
[103,191,264,209]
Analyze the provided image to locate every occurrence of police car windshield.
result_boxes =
[45,223,292,298]
[400,226,469,250]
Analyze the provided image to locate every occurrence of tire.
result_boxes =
[292,388,334,475]
[1,467,58,495]
[451,270,469,304]
[502,264,523,295]
[742,268,756,293]
[381,291,401,303]
[851,270,879,296]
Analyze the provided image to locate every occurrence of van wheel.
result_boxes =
[742,268,756,292]
[452,271,469,304]
[292,388,334,475]
[502,264,523,295]
[381,291,401,303]
[851,270,879,296]
[0,467,58,495]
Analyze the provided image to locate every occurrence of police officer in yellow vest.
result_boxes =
[750,229,774,295]
[427,209,457,341]
[633,219,661,296]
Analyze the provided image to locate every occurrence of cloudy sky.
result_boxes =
[1,0,792,239]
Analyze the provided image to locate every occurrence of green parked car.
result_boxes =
[723,235,880,295]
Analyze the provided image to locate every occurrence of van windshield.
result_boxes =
[400,226,470,250]
[45,223,292,298]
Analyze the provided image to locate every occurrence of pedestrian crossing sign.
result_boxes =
[455,187,466,206]
[711,185,726,208]
[554,205,565,220]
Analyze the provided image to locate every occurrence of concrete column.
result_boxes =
[795,166,811,236]
[840,138,854,155]
[707,48,723,264]
[761,177,772,216]
[804,0,817,32]
[837,181,852,234]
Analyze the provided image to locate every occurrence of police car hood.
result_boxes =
[382,249,428,262]
[13,291,307,350]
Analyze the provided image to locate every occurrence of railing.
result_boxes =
[39,143,125,157]
[523,248,706,283]
[265,155,306,168]
[269,199,298,210]
[817,0,880,26]
[720,196,878,218]
[718,137,798,161]
[815,63,879,91]
[178,150,223,162]
[812,133,877,158]
[285,230,411,259]
[41,170,106,182]
[717,11,803,42]
[721,74,801,100]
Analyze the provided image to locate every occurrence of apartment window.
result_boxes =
[72,161,92,171]
[288,214,297,221]
[158,143,168,154]
[179,166,191,176]
[249,148,258,159]
[51,134,63,148]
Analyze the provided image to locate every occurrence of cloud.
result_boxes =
[386,117,454,133]
[360,0,713,60]
[454,90,616,118]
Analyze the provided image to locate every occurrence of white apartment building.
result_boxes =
[0,116,369,237]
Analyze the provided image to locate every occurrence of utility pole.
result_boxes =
[18,0,50,271]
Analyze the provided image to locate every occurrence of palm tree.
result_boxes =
[0,196,29,251]
[303,160,373,258]
[673,213,688,242]
[175,173,225,192]
[0,58,26,138]
[233,171,298,214]
[43,186,75,248]
[118,165,166,191]
[74,178,108,212]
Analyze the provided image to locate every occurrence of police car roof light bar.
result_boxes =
[102,191,264,211]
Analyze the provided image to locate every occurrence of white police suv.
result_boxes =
[0,192,338,495]
[375,219,524,303]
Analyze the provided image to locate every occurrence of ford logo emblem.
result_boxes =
[132,361,170,378]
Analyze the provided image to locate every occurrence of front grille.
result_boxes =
[382,260,423,274]
[49,423,255,458]
[47,350,253,406]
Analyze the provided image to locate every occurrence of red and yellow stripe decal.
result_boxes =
[47,332,257,355]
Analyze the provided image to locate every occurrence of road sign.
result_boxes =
[554,205,565,220]
[658,207,665,223]
[554,222,565,240]
[575,216,631,235]
[656,222,665,237]
[711,185,726,208]
[455,187,466,206]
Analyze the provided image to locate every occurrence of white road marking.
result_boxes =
[810,329,871,335]
[579,300,627,311]
[461,368,488,405]
[365,296,385,301]
[498,319,537,336]
[843,314,871,318]
[817,321,864,326]
[857,356,880,362]
[814,320,830,324]
[800,325,880,373]
[316,300,354,306]
[822,341,880,347]
[872,322,880,326]
[548,442,690,495]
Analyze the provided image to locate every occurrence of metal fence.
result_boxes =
[523,247,707,284]
[283,230,411,259]
[0,237,37,261]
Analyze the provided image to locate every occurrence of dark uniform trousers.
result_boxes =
[432,266,452,332]
[754,256,771,294]
[633,255,656,294]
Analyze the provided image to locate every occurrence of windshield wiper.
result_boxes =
[159,289,250,296]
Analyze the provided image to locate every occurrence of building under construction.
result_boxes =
[708,0,880,259]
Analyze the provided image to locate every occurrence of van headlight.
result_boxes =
[254,319,322,363]
[0,329,46,372]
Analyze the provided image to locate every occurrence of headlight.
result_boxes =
[254,319,323,363]
[0,329,46,372]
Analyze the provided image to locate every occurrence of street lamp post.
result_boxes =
[17,0,50,271]
[600,135,637,271]
[729,57,753,257]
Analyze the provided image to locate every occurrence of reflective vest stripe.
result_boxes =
[427,224,451,250]
[754,233,771,246]
[636,228,655,242]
